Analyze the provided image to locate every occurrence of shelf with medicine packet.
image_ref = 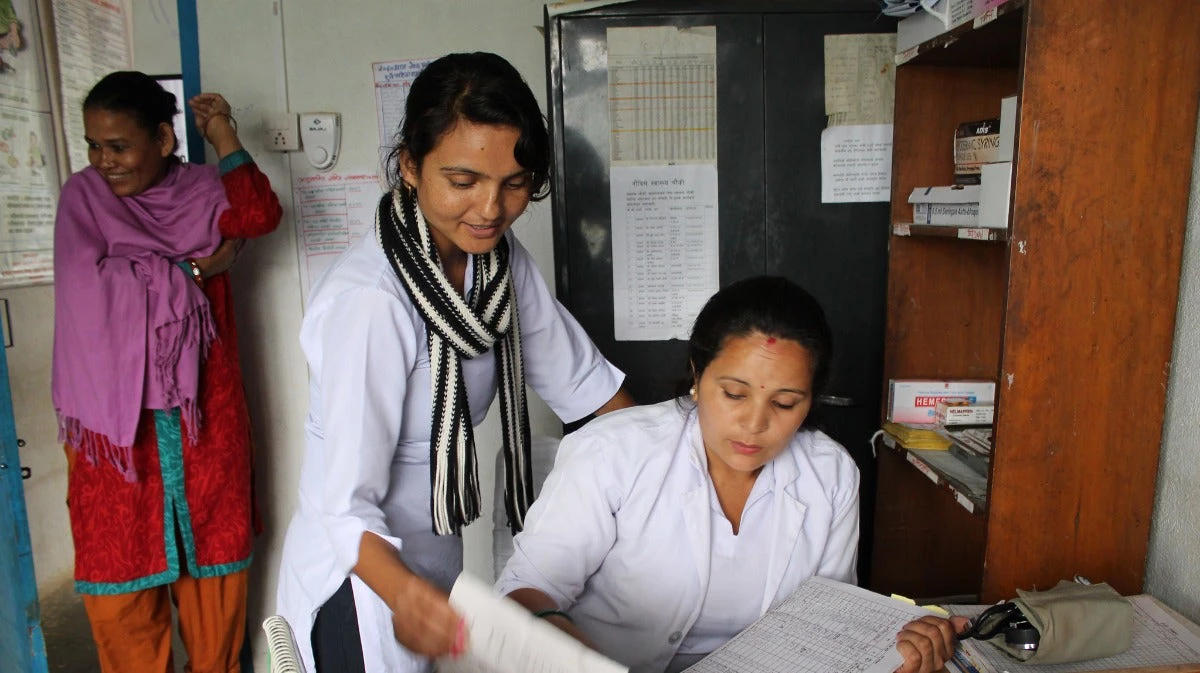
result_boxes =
[894,0,1027,67]
[875,430,988,515]
[892,223,1007,242]
[869,0,1200,605]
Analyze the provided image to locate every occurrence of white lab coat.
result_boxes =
[497,400,860,673]
[276,229,624,673]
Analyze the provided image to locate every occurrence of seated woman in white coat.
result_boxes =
[497,276,966,673]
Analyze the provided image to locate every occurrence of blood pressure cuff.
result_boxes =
[993,581,1132,664]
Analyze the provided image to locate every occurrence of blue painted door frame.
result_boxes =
[0,342,48,673]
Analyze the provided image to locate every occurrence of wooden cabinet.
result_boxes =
[869,0,1200,603]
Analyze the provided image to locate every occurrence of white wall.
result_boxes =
[1145,113,1200,625]
[188,8,304,668]
[130,0,181,73]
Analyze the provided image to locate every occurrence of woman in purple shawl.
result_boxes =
[51,71,281,673]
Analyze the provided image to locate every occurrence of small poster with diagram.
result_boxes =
[0,0,60,287]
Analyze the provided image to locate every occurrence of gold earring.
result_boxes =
[689,386,697,399]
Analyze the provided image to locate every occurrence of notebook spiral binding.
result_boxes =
[262,615,303,673]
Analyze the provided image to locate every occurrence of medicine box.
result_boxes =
[977,161,1012,229]
[909,185,980,225]
[887,379,996,424]
[935,398,995,426]
[998,94,1017,162]
[954,117,1001,185]
[896,0,1017,53]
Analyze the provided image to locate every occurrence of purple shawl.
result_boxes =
[52,162,229,480]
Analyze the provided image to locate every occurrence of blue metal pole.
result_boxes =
[176,0,205,164]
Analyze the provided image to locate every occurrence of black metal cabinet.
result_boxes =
[545,0,894,582]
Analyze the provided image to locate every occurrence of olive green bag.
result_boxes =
[992,581,1133,664]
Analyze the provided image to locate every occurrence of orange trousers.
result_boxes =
[81,569,247,673]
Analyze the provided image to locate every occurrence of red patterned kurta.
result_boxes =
[67,157,282,594]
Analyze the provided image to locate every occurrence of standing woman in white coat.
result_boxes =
[275,52,634,673]
[498,276,967,673]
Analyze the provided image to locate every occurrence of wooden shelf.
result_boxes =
[876,433,987,515]
[875,0,1200,602]
[893,223,1007,242]
[896,0,1027,68]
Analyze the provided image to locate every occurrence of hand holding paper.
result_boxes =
[439,573,628,673]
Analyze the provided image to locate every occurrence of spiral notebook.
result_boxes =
[262,615,304,673]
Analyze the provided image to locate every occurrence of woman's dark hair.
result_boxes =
[385,52,551,200]
[83,71,179,157]
[685,276,834,416]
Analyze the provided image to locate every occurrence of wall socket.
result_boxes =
[264,111,300,151]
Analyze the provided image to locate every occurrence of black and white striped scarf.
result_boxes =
[376,187,533,536]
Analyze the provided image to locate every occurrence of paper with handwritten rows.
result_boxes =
[686,577,936,673]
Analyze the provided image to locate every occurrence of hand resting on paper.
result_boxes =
[895,615,971,673]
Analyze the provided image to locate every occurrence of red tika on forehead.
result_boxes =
[765,337,777,345]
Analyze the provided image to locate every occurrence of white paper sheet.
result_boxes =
[820,124,893,203]
[609,163,718,341]
[951,595,1200,673]
[439,573,628,673]
[606,26,717,164]
[824,34,897,126]
[53,0,131,174]
[292,172,381,301]
[372,57,433,154]
[685,577,938,673]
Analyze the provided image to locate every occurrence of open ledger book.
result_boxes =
[683,577,939,673]
[440,573,938,673]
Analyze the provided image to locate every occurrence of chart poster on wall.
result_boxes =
[53,0,131,174]
[373,57,433,179]
[820,33,895,204]
[823,33,896,127]
[820,123,893,203]
[0,105,59,287]
[606,25,717,165]
[0,0,52,113]
[605,25,720,341]
[292,172,381,302]
[610,163,718,341]
[0,0,59,287]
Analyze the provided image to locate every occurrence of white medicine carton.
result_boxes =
[908,185,980,226]
[888,379,997,424]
